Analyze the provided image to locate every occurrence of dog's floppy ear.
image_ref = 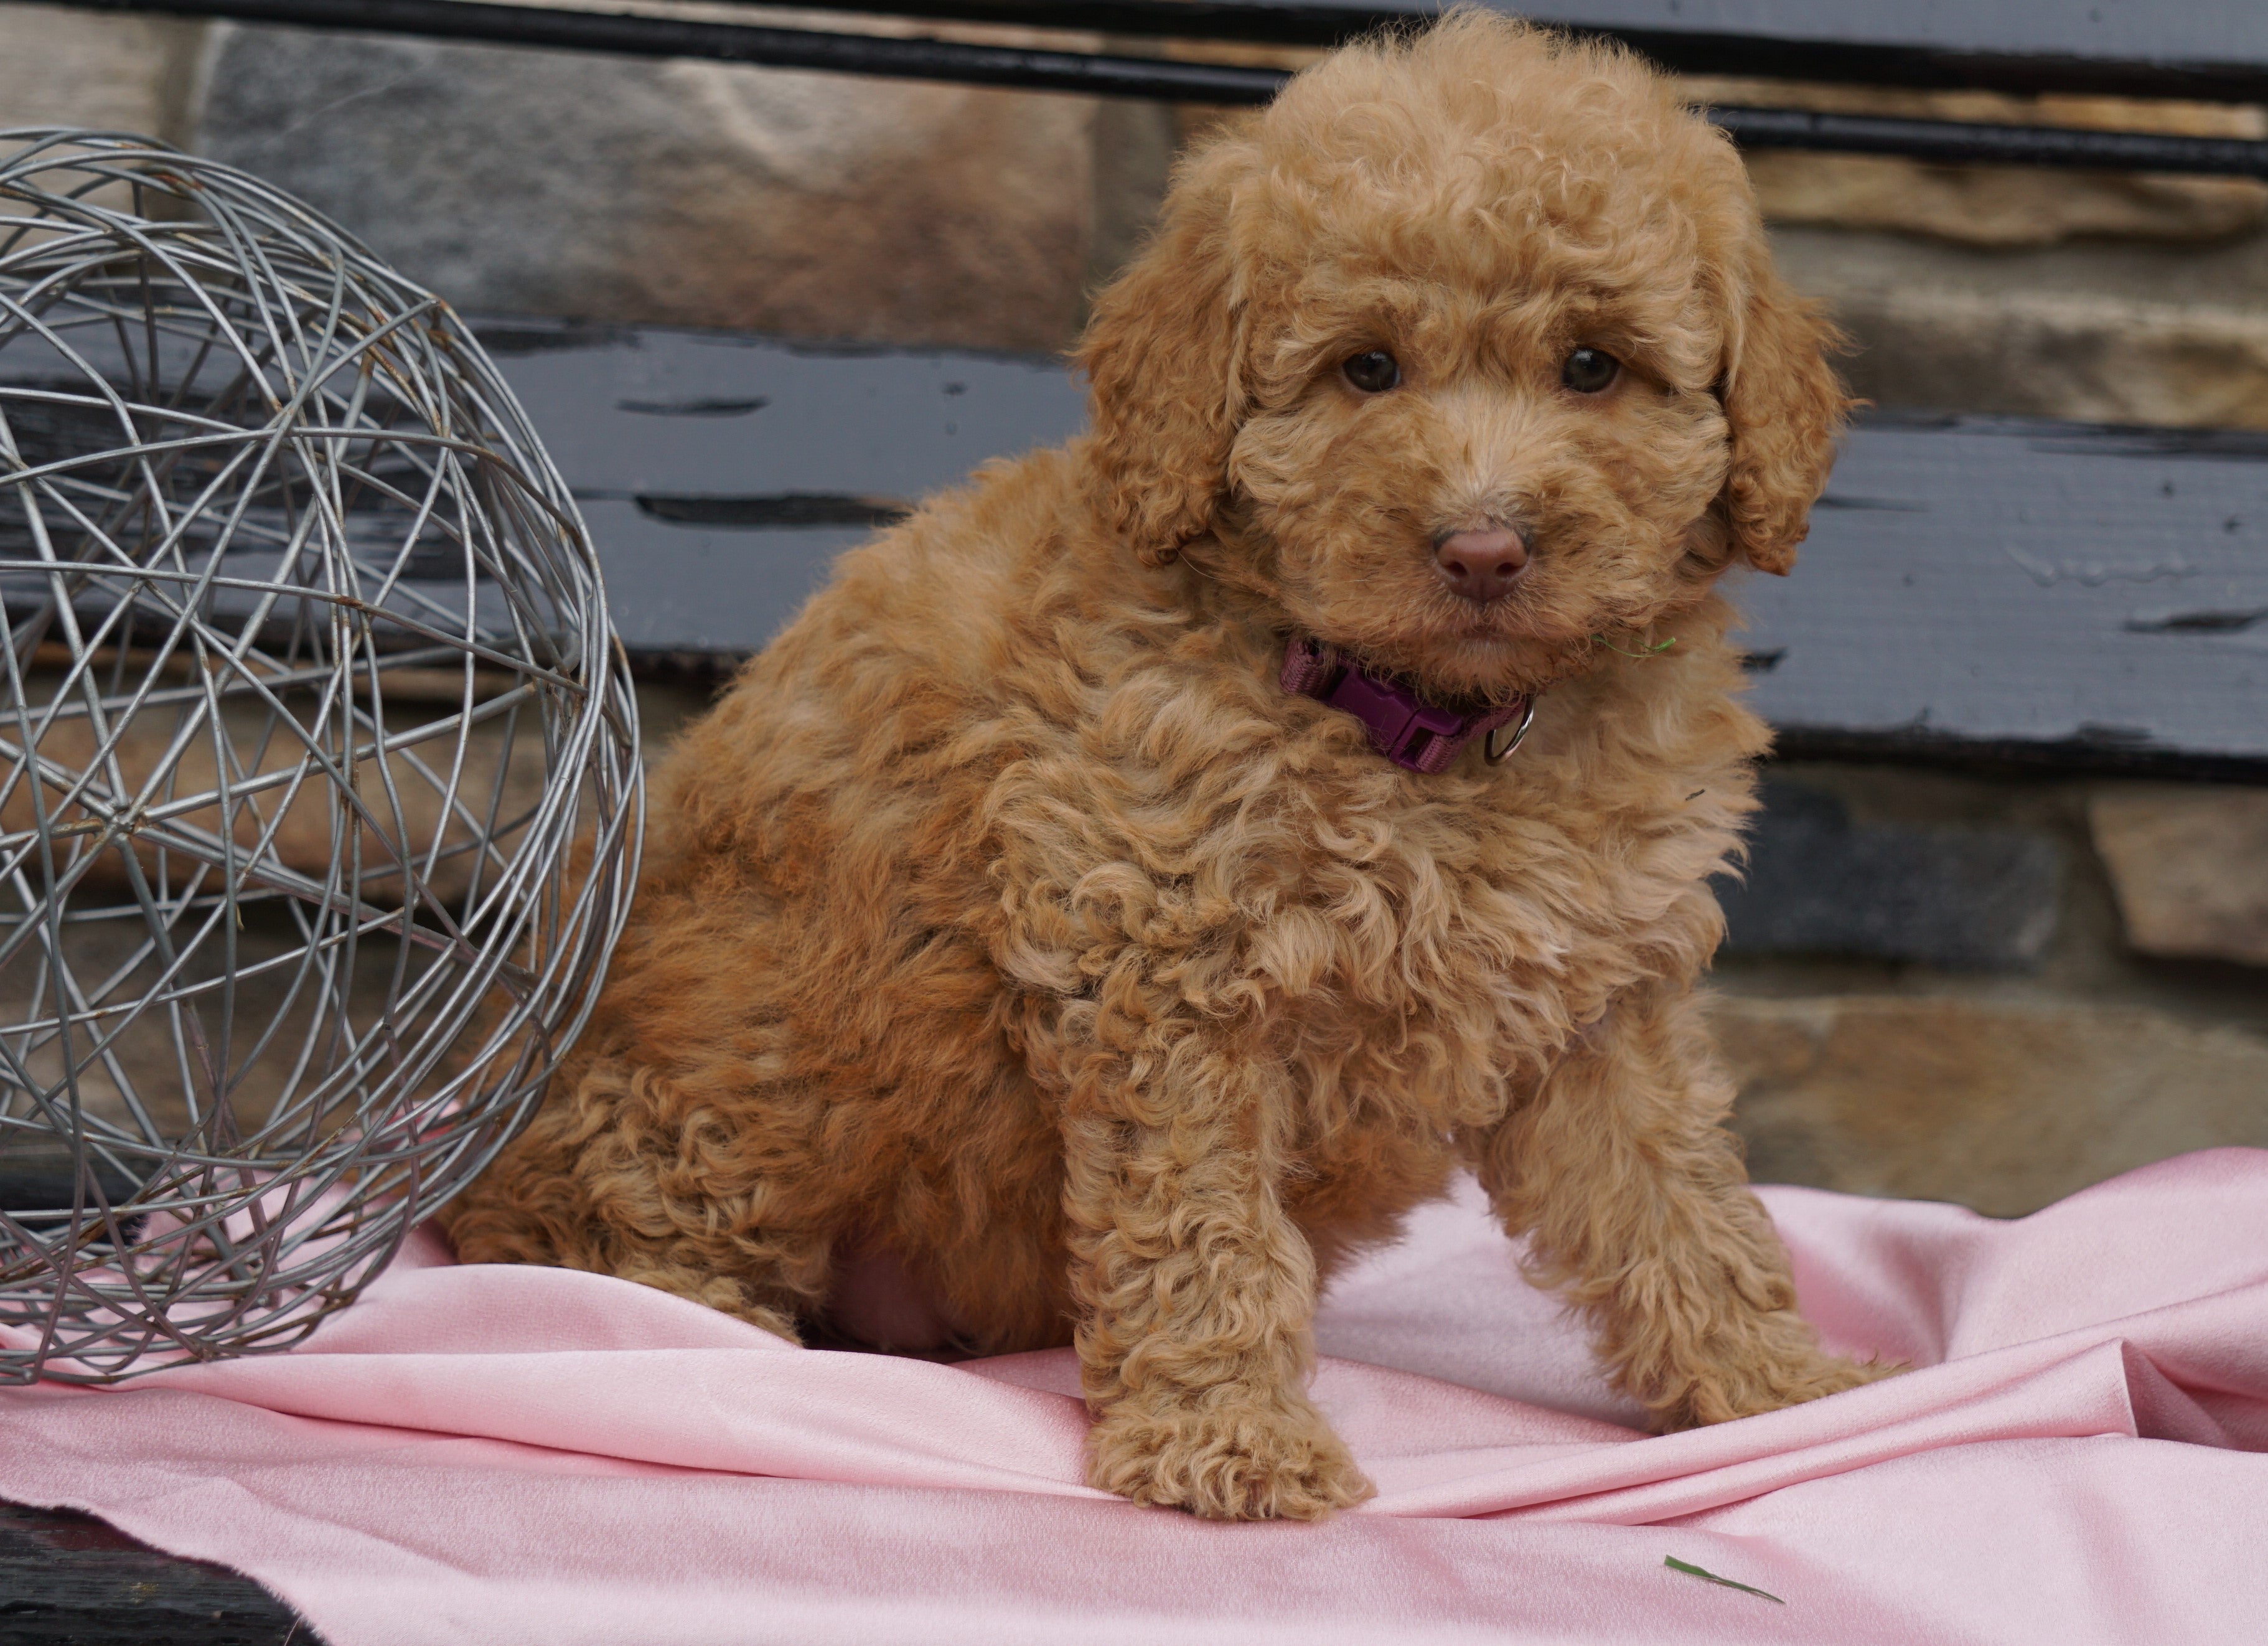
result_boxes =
[1711,263,1848,576]
[1077,146,1247,568]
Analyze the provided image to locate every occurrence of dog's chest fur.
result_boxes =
[985,595,1757,1248]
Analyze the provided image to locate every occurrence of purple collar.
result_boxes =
[1279,636,1536,773]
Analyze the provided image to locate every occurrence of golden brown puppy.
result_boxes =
[448,11,1886,1520]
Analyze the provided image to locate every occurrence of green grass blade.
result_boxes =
[1664,1555,1786,1604]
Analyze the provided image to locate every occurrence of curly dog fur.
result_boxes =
[447,11,1886,1520]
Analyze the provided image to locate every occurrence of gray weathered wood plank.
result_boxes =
[698,3,2268,100]
[475,321,2268,779]
[978,1,2268,90]
[1502,1,2268,72]
[11,316,2260,774]
[1740,415,2268,776]
[39,1,2268,109]
[797,0,2268,65]
[480,319,1085,657]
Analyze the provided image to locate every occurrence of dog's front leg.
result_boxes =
[1476,981,1889,1429]
[1058,1040,1375,1520]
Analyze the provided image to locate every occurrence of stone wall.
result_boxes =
[187,25,1131,351]
[3,7,2263,1216]
[0,2,202,144]
[1703,81,2268,430]
[1712,766,2268,1214]
[0,6,1176,350]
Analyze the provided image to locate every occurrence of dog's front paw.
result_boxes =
[1653,1315,1903,1431]
[1087,1394,1375,1520]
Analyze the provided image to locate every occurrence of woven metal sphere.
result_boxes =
[0,130,642,1382]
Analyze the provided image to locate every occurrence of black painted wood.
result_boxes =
[471,320,2268,781]
[57,0,2268,105]
[0,1501,310,1646]
[738,1,2268,104]
[32,2,2268,174]
[1705,108,2268,179]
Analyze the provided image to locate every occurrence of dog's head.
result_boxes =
[1078,11,1847,700]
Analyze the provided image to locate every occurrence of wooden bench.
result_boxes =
[479,316,2268,780]
[5,2,2267,1637]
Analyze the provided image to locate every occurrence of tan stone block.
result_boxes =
[1685,78,2268,248]
[1794,278,2268,430]
[2091,786,2268,967]
[2,661,545,910]
[0,3,202,142]
[1,660,669,1150]
[1712,994,2268,1215]
[1743,154,2266,248]
[0,907,345,1144]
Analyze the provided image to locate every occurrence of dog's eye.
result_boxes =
[1343,350,1400,394]
[1562,347,1620,394]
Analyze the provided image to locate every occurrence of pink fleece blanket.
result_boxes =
[3,1149,2265,1644]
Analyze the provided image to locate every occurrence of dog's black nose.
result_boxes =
[1433,528,1529,603]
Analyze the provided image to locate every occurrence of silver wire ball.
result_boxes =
[0,130,642,1381]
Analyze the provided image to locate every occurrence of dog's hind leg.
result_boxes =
[443,1056,832,1342]
[1473,981,1893,1429]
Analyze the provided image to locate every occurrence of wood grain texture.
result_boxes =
[471,322,2268,778]
[0,1501,310,1646]
[479,317,1085,657]
[792,2,2268,104]
[1740,414,2268,778]
[1504,1,2268,67]
[1484,0,2268,78]
[11,316,2261,771]
[739,1,2268,62]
